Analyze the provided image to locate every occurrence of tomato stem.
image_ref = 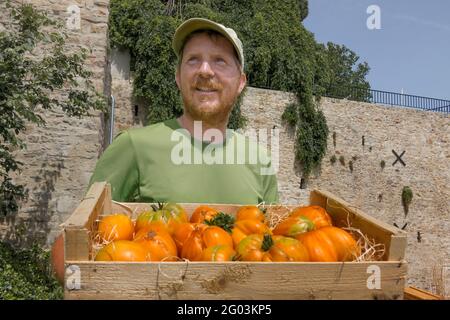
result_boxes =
[205,212,235,233]
[261,234,274,251]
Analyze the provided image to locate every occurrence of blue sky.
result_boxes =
[303,0,450,100]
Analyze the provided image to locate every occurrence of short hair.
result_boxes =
[177,29,243,72]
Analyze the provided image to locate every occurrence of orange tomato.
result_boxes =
[134,226,178,261]
[236,206,266,223]
[269,236,310,262]
[94,240,148,261]
[231,219,271,247]
[190,205,219,223]
[235,234,270,262]
[323,227,360,260]
[272,215,314,237]
[202,226,233,248]
[202,245,236,261]
[181,226,233,261]
[296,226,359,262]
[296,229,337,262]
[290,205,333,229]
[135,203,188,235]
[173,223,206,254]
[135,210,156,232]
[236,234,309,262]
[97,214,134,242]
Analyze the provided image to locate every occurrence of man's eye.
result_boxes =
[215,58,226,65]
[186,57,199,64]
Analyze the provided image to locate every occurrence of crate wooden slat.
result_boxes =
[404,286,443,300]
[63,183,112,261]
[62,182,408,300]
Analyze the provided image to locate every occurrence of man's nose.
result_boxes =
[198,60,215,77]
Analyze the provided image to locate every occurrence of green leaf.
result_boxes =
[205,212,235,233]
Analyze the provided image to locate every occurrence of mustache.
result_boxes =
[193,77,222,90]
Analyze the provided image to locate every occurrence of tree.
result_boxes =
[0,2,105,215]
[320,42,371,101]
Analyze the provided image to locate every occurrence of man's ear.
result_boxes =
[237,73,247,95]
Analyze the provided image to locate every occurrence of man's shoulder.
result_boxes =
[118,119,178,141]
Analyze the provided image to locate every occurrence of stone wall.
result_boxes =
[0,0,110,247]
[241,87,450,293]
[109,48,148,139]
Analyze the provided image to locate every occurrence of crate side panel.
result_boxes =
[103,183,112,215]
[64,184,109,261]
[388,235,407,261]
[65,229,90,261]
[64,262,406,300]
[64,182,107,230]
[309,190,328,209]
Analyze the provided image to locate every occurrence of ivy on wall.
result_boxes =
[109,0,370,179]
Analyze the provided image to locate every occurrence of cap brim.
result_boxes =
[172,18,242,66]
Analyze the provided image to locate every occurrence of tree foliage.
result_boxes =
[109,0,370,178]
[0,2,105,215]
[319,42,371,101]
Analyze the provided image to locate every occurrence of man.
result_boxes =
[88,18,279,205]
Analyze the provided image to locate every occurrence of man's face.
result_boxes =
[176,32,246,125]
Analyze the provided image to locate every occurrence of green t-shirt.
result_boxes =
[88,119,279,205]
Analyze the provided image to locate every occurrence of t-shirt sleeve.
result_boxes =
[262,169,280,204]
[87,131,139,202]
[253,139,280,205]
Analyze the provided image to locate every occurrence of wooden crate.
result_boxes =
[61,182,407,300]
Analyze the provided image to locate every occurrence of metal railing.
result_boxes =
[321,85,450,114]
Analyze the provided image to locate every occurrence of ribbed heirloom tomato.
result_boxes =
[202,245,236,261]
[231,219,271,247]
[181,225,233,261]
[295,226,360,262]
[190,205,219,223]
[236,206,266,223]
[135,203,188,235]
[236,234,310,262]
[173,223,207,254]
[290,205,333,229]
[203,211,271,248]
[97,214,134,242]
[272,215,315,237]
[134,225,178,261]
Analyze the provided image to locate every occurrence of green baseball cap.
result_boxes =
[172,18,245,71]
